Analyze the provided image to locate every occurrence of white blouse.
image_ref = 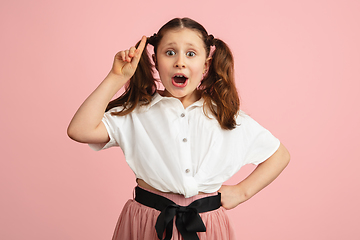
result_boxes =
[89,92,280,198]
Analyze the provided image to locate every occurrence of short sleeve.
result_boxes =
[237,113,280,166]
[88,111,119,151]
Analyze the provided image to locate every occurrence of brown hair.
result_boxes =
[106,17,240,130]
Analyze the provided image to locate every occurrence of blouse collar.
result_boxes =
[147,92,205,110]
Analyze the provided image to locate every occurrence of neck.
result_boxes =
[160,89,201,108]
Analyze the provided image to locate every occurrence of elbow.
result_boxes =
[67,123,108,144]
[67,125,76,141]
[270,143,290,169]
[67,124,82,142]
[286,150,291,164]
[285,144,291,161]
[281,143,291,167]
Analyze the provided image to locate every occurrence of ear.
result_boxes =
[203,57,212,74]
[152,54,158,70]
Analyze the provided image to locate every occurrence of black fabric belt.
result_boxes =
[134,186,221,240]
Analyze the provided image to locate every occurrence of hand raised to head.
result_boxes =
[111,36,147,80]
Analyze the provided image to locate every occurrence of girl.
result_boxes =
[68,18,290,240]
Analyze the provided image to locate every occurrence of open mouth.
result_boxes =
[172,74,188,87]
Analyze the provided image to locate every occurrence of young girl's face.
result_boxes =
[155,28,210,106]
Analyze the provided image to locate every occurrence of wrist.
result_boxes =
[106,71,130,84]
[94,72,129,99]
[235,183,252,203]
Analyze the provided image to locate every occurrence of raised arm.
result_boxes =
[219,143,290,210]
[67,36,147,144]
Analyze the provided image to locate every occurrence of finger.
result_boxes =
[135,36,147,56]
[125,50,131,62]
[118,51,126,62]
[129,46,136,58]
[131,36,147,64]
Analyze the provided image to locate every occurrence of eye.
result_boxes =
[186,51,196,57]
[166,50,175,56]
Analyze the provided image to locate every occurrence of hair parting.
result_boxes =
[106,17,240,130]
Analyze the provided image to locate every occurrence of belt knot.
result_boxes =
[155,203,206,240]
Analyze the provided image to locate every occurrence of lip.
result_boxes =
[172,73,188,88]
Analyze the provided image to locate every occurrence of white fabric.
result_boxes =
[89,92,280,198]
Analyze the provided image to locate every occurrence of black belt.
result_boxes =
[134,186,221,240]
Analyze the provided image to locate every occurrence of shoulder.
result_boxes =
[233,111,271,134]
[235,110,250,125]
[106,105,126,113]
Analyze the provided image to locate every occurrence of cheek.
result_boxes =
[156,63,171,85]
[156,59,169,75]
[157,66,168,79]
[193,63,206,77]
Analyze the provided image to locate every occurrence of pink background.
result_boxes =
[1,0,359,239]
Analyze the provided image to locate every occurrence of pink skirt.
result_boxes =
[112,186,237,240]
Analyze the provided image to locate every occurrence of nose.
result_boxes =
[174,55,186,68]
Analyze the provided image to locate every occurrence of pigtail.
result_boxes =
[200,38,240,130]
[106,40,157,114]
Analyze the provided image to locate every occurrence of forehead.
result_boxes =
[159,28,205,48]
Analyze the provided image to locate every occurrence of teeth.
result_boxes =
[175,75,185,78]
